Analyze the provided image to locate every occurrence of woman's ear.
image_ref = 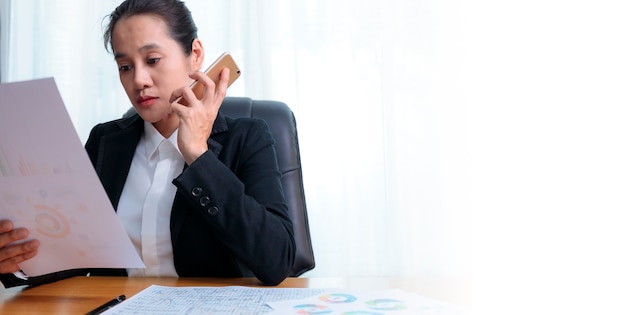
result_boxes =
[190,38,204,71]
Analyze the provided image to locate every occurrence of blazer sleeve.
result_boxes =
[0,269,89,289]
[172,118,295,285]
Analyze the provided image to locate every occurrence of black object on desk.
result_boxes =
[85,294,126,315]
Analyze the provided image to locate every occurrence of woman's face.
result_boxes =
[111,14,201,133]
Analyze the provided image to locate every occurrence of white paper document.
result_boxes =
[101,285,328,314]
[267,288,466,314]
[0,78,144,276]
[100,285,466,315]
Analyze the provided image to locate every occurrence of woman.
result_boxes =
[0,0,295,287]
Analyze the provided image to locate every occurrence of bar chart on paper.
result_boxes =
[0,143,74,177]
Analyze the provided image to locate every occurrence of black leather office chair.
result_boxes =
[219,97,315,277]
[124,97,315,277]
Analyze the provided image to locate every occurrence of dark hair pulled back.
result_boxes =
[103,0,198,55]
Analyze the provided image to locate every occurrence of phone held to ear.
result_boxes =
[177,52,241,105]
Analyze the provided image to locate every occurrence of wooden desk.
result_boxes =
[0,276,470,314]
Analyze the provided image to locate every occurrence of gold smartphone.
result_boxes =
[178,52,241,105]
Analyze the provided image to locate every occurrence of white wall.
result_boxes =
[467,1,626,314]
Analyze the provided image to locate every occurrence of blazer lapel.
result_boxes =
[96,115,143,210]
[208,113,228,156]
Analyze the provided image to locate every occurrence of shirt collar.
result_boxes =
[143,121,180,160]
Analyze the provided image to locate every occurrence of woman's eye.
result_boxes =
[119,65,131,71]
[147,58,160,65]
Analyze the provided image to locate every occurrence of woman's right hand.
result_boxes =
[0,219,39,274]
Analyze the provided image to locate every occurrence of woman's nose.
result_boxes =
[133,66,152,89]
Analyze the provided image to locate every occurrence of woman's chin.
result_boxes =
[136,108,171,123]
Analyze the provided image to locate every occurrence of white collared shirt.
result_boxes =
[117,122,184,277]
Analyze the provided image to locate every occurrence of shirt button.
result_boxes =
[199,196,210,206]
[207,206,219,216]
[192,187,203,197]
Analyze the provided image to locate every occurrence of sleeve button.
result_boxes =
[207,206,219,216]
[199,196,210,206]
[191,187,203,197]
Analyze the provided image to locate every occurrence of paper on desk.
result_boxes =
[266,288,466,314]
[99,285,466,315]
[0,78,144,276]
[101,285,328,314]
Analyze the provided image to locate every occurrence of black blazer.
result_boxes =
[85,112,295,285]
[0,112,295,288]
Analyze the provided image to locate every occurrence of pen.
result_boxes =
[85,294,126,315]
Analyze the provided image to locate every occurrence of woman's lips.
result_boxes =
[137,96,157,107]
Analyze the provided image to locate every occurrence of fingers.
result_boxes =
[0,238,39,263]
[0,220,23,247]
[169,73,211,108]
[177,68,230,105]
[0,219,13,234]
[170,83,202,109]
[0,240,39,274]
[170,68,230,119]
[168,87,184,104]
[0,220,39,273]
[215,67,230,99]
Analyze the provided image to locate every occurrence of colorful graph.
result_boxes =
[319,293,357,303]
[294,304,332,314]
[365,299,407,311]
[0,143,72,176]
[17,156,72,176]
[33,203,71,238]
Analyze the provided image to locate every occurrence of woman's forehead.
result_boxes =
[111,15,174,54]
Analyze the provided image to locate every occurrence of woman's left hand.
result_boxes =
[170,67,230,164]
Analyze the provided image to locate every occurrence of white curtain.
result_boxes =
[7,1,626,312]
[1,0,471,281]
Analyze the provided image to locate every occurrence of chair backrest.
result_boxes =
[220,97,315,277]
